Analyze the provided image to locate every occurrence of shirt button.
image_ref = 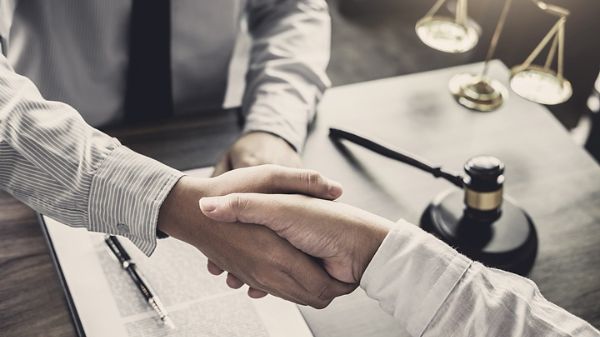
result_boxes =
[116,223,130,234]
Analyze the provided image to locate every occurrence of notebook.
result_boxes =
[40,167,313,337]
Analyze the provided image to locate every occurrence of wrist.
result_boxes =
[240,130,298,152]
[354,219,391,282]
[157,175,213,239]
[250,131,298,152]
[242,116,304,153]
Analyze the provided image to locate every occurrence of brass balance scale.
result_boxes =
[415,0,573,111]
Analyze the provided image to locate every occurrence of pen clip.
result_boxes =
[104,235,131,265]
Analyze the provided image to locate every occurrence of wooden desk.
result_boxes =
[1,61,599,336]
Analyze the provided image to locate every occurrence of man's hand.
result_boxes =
[199,193,392,285]
[212,132,302,176]
[157,166,354,308]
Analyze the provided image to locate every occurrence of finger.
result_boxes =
[225,268,309,306]
[199,193,293,229]
[249,252,347,309]
[207,260,224,275]
[228,165,343,200]
[228,259,313,306]
[248,288,268,299]
[212,155,232,177]
[259,270,313,307]
[284,257,357,308]
[317,279,357,300]
[282,269,338,309]
[226,273,245,289]
[222,247,344,308]
[272,166,343,199]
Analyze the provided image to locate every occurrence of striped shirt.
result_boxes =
[0,54,183,255]
[0,0,331,255]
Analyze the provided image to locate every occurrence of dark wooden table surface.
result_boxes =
[1,61,599,337]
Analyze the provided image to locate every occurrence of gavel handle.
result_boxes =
[329,127,464,188]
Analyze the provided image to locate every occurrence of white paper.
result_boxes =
[44,167,313,337]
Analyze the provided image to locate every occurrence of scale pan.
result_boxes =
[510,66,572,105]
[416,16,479,53]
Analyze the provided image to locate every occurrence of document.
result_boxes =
[43,167,313,337]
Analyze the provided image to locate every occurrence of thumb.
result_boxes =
[199,193,276,226]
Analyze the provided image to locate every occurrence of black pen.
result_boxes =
[104,235,175,328]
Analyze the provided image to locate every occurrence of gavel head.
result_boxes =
[462,156,505,222]
[421,155,537,275]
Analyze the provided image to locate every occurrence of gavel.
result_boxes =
[329,128,538,275]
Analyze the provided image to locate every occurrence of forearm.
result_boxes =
[244,0,331,151]
[361,223,600,337]
[0,54,182,255]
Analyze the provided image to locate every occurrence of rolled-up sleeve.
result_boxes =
[361,221,600,337]
[244,0,331,151]
[360,220,472,337]
[0,54,182,255]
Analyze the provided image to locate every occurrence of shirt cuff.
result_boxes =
[243,96,312,153]
[360,220,472,337]
[87,145,184,255]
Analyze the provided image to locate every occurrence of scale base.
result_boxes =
[448,73,508,112]
[420,189,537,275]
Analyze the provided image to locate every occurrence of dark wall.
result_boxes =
[471,0,600,128]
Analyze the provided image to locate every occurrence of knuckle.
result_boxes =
[251,272,271,290]
[312,278,339,308]
[262,165,288,191]
[257,164,281,184]
[318,283,333,302]
[239,155,261,168]
[264,164,284,178]
[302,169,322,191]
[311,297,331,309]
[227,193,249,212]
[226,277,238,288]
[261,163,278,173]
[266,251,286,270]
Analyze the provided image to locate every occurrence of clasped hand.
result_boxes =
[158,164,391,308]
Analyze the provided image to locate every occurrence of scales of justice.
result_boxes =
[416,0,573,111]
[412,0,573,273]
[330,0,574,274]
[412,0,574,272]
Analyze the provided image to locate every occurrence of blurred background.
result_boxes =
[324,0,600,161]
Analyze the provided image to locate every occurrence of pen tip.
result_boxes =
[163,316,176,329]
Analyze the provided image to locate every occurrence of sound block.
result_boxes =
[420,189,538,275]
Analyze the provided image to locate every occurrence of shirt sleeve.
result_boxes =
[361,221,600,337]
[0,53,183,256]
[244,0,331,152]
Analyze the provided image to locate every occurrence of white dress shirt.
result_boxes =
[0,0,331,151]
[0,0,329,255]
[0,52,183,255]
[361,220,600,337]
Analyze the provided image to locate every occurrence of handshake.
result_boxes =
[157,165,392,308]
